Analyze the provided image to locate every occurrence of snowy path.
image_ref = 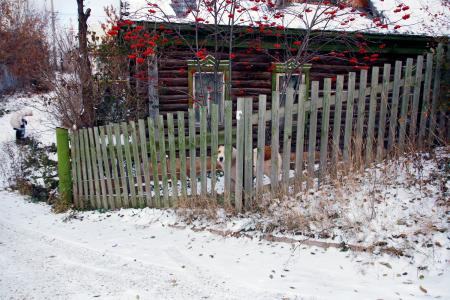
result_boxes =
[0,191,449,300]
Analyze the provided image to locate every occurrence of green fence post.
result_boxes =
[56,127,72,205]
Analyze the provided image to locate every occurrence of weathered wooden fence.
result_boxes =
[57,46,448,211]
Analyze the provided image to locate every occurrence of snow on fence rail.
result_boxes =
[56,45,448,211]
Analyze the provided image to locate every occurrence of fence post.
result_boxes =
[56,128,72,205]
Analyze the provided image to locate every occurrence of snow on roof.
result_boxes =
[122,0,450,37]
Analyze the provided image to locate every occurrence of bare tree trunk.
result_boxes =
[77,0,94,126]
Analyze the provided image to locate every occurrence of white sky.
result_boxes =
[31,0,119,33]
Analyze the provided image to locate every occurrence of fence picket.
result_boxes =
[121,122,137,208]
[138,119,152,206]
[69,131,79,207]
[282,89,294,190]
[343,72,356,163]
[93,127,108,209]
[418,53,434,147]
[188,109,197,196]
[158,115,170,207]
[78,129,89,207]
[307,81,319,190]
[200,107,207,196]
[235,98,245,212]
[83,129,94,208]
[365,67,379,164]
[74,131,83,207]
[99,126,115,209]
[331,75,344,169]
[88,128,102,208]
[387,61,403,151]
[210,104,218,198]
[355,70,367,166]
[244,97,253,207]
[409,55,424,140]
[177,112,187,198]
[167,113,179,202]
[256,95,267,192]
[147,118,160,207]
[224,101,232,205]
[319,78,331,183]
[428,43,444,144]
[107,125,122,208]
[270,92,280,191]
[377,64,392,161]
[130,121,144,207]
[398,58,413,151]
[113,124,129,208]
[295,84,307,189]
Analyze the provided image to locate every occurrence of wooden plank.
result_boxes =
[224,101,232,205]
[343,72,356,163]
[365,67,380,164]
[307,81,319,190]
[244,97,253,207]
[88,128,101,208]
[200,107,207,197]
[158,115,170,206]
[82,129,94,208]
[73,131,82,208]
[167,113,179,201]
[270,91,280,191]
[113,123,129,208]
[398,58,413,151]
[138,119,152,207]
[121,122,137,208]
[282,89,294,190]
[147,118,160,207]
[387,61,403,151]
[355,70,367,166]
[177,112,187,198]
[331,75,344,168]
[418,53,434,147]
[107,125,122,208]
[377,64,392,161]
[93,127,108,209]
[188,108,197,196]
[319,78,331,184]
[69,132,79,207]
[428,44,444,145]
[130,121,144,207]
[210,104,219,198]
[295,84,307,189]
[78,129,89,207]
[235,98,245,212]
[255,95,267,192]
[99,126,115,209]
[409,55,424,140]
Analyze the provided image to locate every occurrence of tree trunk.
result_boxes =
[77,0,94,127]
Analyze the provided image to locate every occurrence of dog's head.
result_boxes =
[217,145,226,164]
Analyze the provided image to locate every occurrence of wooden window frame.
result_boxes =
[271,62,312,95]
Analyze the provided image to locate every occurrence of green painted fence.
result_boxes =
[57,49,448,210]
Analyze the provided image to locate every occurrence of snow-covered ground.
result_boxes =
[0,187,448,300]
